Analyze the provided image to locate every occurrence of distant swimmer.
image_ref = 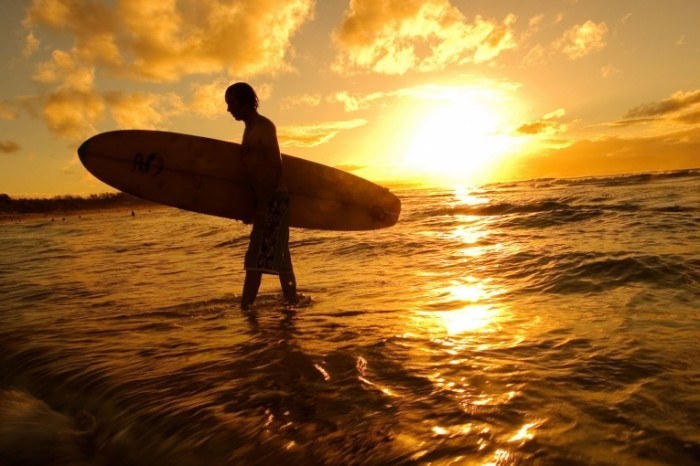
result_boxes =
[225,82,298,310]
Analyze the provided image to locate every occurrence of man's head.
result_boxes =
[225,82,259,115]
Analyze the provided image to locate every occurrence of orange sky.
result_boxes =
[1,0,700,196]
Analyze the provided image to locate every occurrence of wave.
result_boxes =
[502,253,700,295]
[526,168,700,189]
[423,199,647,221]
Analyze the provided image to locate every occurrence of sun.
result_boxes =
[401,86,522,185]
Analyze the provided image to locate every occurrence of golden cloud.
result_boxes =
[278,119,367,147]
[600,64,621,78]
[523,18,608,65]
[556,20,608,59]
[280,94,323,111]
[29,86,191,138]
[517,108,567,135]
[32,50,95,92]
[23,0,313,138]
[104,91,185,129]
[333,164,366,172]
[0,141,21,154]
[190,78,232,118]
[24,0,315,82]
[625,90,700,119]
[43,88,105,139]
[332,0,517,75]
[0,101,17,120]
[614,89,700,128]
[511,126,700,180]
[23,31,40,58]
[677,110,700,125]
[331,90,386,112]
[329,82,520,117]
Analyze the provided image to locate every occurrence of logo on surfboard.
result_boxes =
[133,153,164,175]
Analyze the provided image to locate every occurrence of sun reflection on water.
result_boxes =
[508,421,540,443]
[415,279,505,336]
[402,187,537,463]
[436,304,500,335]
[452,186,491,207]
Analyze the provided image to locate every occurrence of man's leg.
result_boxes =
[279,272,297,304]
[241,270,262,310]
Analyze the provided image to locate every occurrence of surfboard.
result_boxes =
[77,130,401,231]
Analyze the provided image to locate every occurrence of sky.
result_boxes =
[1,0,700,197]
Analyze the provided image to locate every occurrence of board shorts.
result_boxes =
[244,192,293,275]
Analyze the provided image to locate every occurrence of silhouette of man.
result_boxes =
[225,82,297,310]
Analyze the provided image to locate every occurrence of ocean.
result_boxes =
[1,169,699,465]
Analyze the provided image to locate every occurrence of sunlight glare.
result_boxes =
[403,86,522,185]
[438,305,500,335]
[509,422,538,443]
[453,186,491,206]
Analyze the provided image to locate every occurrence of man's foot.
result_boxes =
[285,293,299,305]
[285,294,312,309]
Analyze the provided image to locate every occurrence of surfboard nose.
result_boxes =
[77,139,90,165]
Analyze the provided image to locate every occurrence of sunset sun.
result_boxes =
[402,87,523,185]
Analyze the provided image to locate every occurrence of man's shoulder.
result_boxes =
[256,114,277,133]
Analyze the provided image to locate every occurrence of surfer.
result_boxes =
[225,82,298,310]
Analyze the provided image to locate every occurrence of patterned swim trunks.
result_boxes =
[244,192,293,274]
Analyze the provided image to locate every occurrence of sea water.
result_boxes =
[1,170,699,465]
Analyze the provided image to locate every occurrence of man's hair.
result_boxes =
[226,82,259,110]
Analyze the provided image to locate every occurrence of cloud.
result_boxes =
[601,64,621,78]
[24,0,123,67]
[0,141,21,154]
[24,0,316,82]
[333,164,366,172]
[523,44,547,65]
[329,86,437,112]
[104,91,185,129]
[332,0,517,75]
[12,96,43,120]
[43,88,105,139]
[280,94,322,110]
[0,101,17,120]
[23,31,40,58]
[555,20,608,59]
[35,81,223,138]
[61,153,81,175]
[30,86,191,138]
[624,90,700,119]
[524,19,608,64]
[190,78,231,118]
[32,50,95,92]
[511,126,700,180]
[331,90,386,111]
[528,14,545,29]
[677,110,700,125]
[329,82,520,117]
[613,89,700,129]
[23,0,314,138]
[278,119,367,147]
[516,108,567,135]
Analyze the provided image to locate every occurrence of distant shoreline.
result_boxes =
[0,192,157,224]
[0,207,153,224]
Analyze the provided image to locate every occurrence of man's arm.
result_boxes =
[251,118,282,218]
